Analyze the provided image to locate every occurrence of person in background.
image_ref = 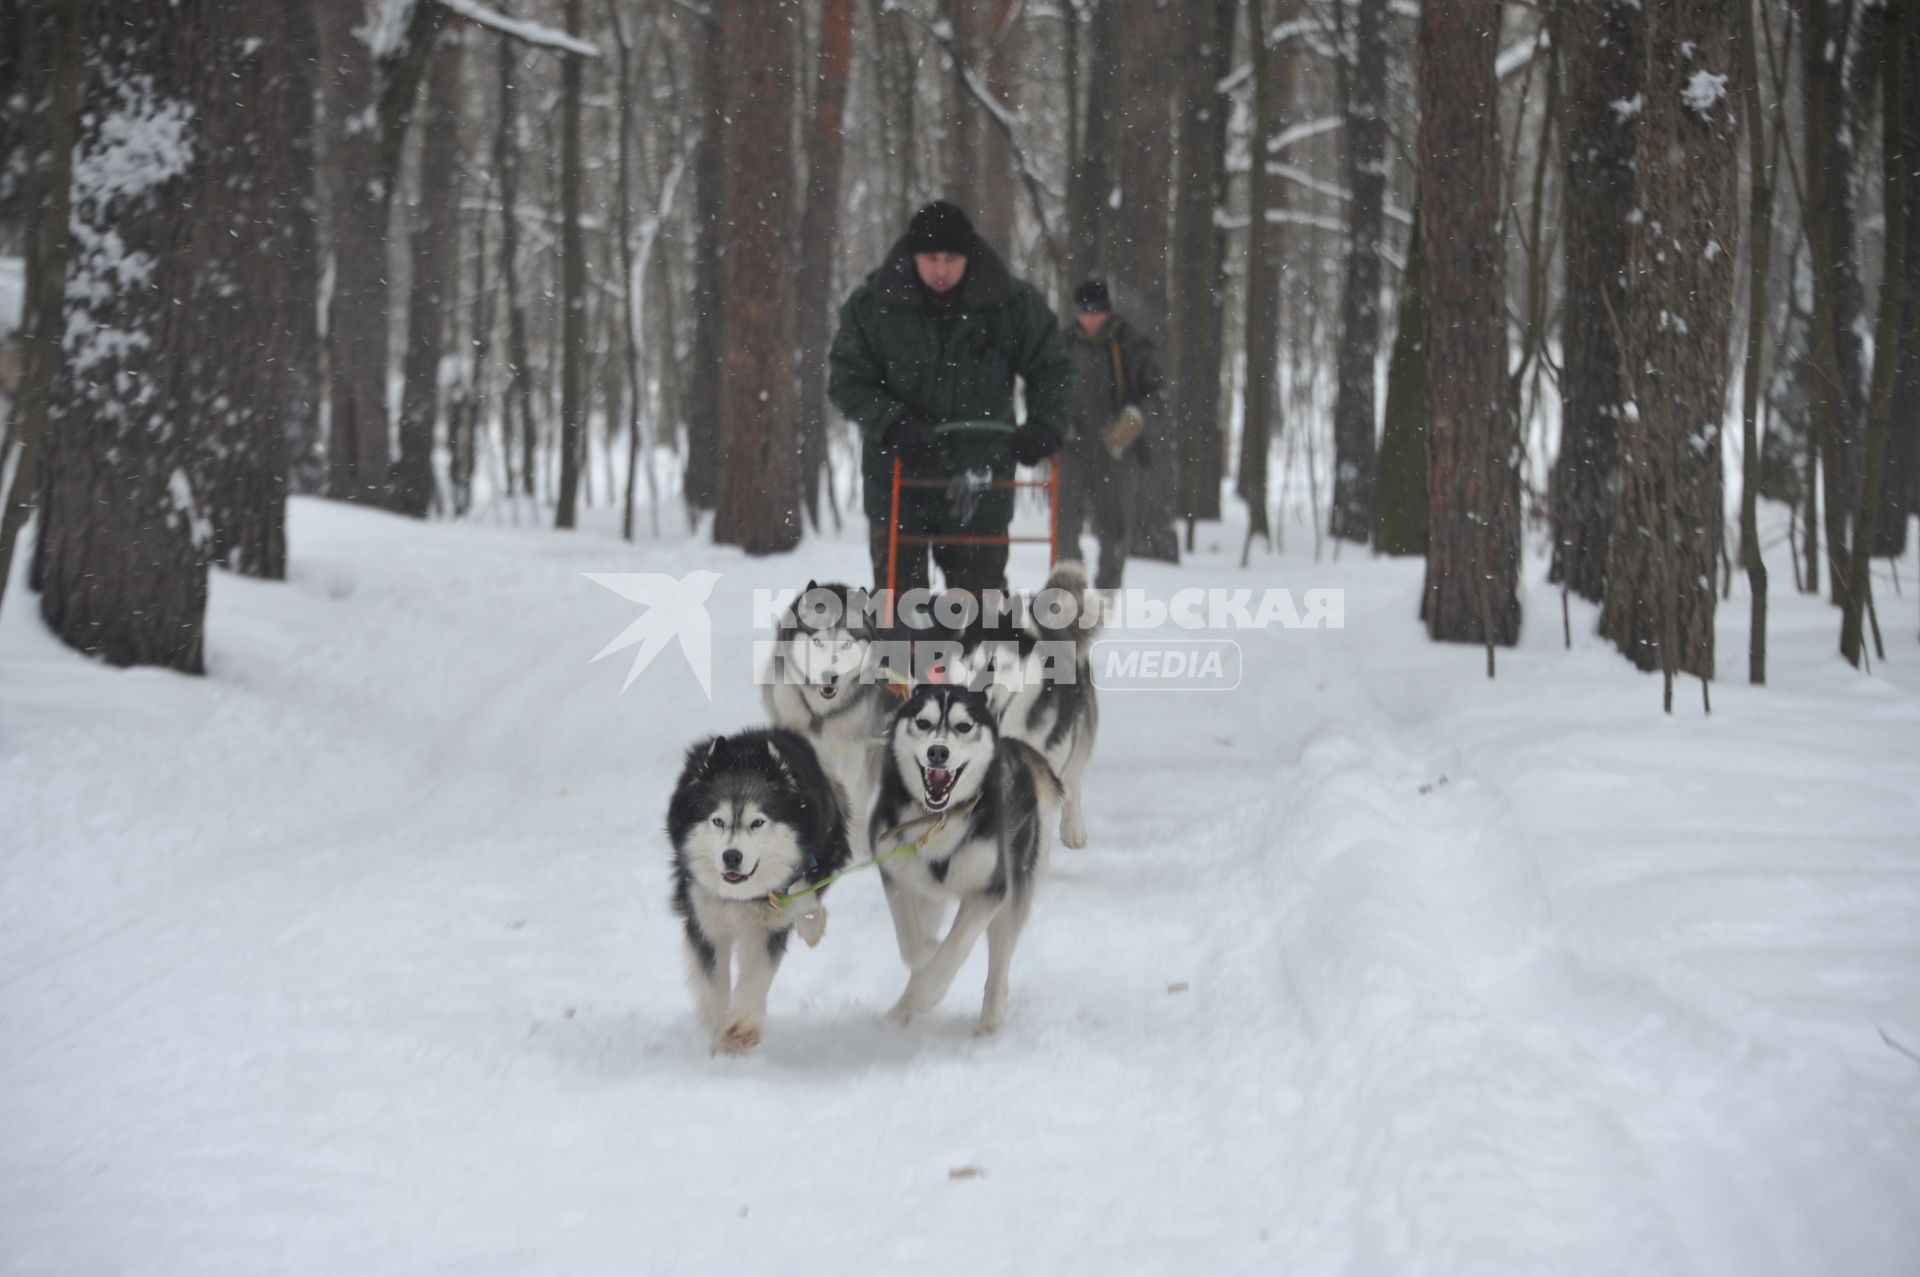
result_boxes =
[1059,277,1161,591]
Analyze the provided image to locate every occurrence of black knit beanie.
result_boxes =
[905,200,977,255]
[1073,278,1112,313]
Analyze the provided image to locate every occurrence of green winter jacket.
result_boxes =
[829,234,1072,534]
[1065,311,1163,464]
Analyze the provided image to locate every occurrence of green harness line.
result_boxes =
[768,798,976,910]
[934,419,1016,436]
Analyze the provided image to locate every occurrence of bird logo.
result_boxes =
[585,570,721,698]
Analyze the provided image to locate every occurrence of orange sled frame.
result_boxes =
[884,456,1060,609]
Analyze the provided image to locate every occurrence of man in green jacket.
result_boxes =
[829,201,1072,598]
[1061,277,1161,591]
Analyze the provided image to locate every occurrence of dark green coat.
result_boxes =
[1065,311,1162,463]
[829,235,1072,534]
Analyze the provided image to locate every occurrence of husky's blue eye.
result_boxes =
[711,816,724,828]
[750,817,766,831]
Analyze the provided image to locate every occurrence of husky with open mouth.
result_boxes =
[944,560,1101,849]
[667,729,852,1054]
[870,684,1060,1035]
[763,580,890,855]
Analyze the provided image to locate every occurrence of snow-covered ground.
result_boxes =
[3,498,1917,1275]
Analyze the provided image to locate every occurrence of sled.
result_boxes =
[883,420,1061,610]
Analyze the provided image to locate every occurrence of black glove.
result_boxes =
[1010,422,1059,466]
[886,415,947,468]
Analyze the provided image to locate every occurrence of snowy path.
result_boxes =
[3,501,1917,1275]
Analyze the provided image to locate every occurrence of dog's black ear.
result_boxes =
[765,738,795,785]
[685,735,723,779]
[805,578,818,593]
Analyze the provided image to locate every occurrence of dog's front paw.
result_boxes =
[884,988,923,1027]
[1059,807,1088,849]
[712,1016,764,1055]
[793,904,828,948]
[886,974,945,1025]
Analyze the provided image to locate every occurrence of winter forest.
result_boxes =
[3,0,1918,1272]
[0,0,1913,682]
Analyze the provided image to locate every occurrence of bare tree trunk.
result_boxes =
[1171,0,1236,535]
[1602,0,1738,686]
[874,0,918,215]
[1212,0,1242,522]
[609,0,644,541]
[449,167,489,519]
[282,0,325,497]
[0,3,30,171]
[396,28,463,520]
[1238,0,1290,557]
[1550,0,1640,603]
[1064,1,1117,286]
[0,0,85,618]
[795,0,856,532]
[1803,399,1821,594]
[1060,0,1083,296]
[595,253,623,514]
[1873,8,1920,559]
[1507,23,1558,464]
[711,0,800,555]
[684,8,725,513]
[555,0,587,530]
[978,0,1019,255]
[1419,0,1518,652]
[1109,0,1179,564]
[1800,0,1874,604]
[312,0,378,505]
[193,0,325,578]
[1374,203,1428,556]
[1329,0,1389,544]
[1841,8,1912,666]
[942,0,980,196]
[40,0,207,671]
[1738,0,1773,683]
[316,0,445,507]
[494,33,537,499]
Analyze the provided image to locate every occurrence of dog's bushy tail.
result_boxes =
[1039,559,1102,651]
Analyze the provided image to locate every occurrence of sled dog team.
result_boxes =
[667,562,1101,1054]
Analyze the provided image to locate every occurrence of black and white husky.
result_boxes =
[667,729,852,1054]
[948,560,1101,849]
[870,684,1060,1035]
[762,581,890,855]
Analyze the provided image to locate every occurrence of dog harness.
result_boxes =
[768,795,981,911]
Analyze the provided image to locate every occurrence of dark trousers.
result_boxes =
[1056,437,1137,591]
[869,522,1009,598]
